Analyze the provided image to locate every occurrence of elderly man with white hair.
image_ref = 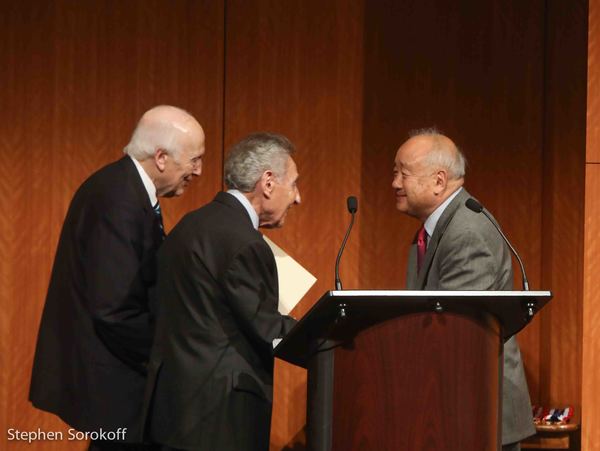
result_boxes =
[392,128,535,451]
[30,105,206,450]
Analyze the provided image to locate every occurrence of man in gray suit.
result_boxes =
[392,128,535,451]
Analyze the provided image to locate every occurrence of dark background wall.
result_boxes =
[0,1,588,449]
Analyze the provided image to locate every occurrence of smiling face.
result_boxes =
[392,136,441,221]
[260,156,301,228]
[157,126,205,198]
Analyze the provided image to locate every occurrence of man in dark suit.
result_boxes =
[392,129,535,451]
[144,133,299,451]
[30,105,206,450]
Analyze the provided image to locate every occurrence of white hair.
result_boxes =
[123,106,192,162]
[409,127,466,179]
[224,133,295,192]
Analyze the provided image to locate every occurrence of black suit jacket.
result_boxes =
[145,192,296,451]
[30,156,163,440]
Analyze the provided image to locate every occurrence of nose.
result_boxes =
[192,162,202,176]
[392,174,402,190]
[295,187,301,205]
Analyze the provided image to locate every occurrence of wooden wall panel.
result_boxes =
[584,2,600,448]
[582,165,600,450]
[541,0,587,411]
[359,0,545,400]
[0,1,224,449]
[224,1,365,448]
[588,0,600,164]
[1,0,592,450]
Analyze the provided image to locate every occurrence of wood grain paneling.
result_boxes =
[0,1,224,449]
[359,0,545,400]
[588,0,600,164]
[584,2,600,448]
[224,1,365,448]
[332,313,500,450]
[582,164,600,450]
[540,0,587,411]
[1,0,592,449]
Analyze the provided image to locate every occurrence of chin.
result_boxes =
[264,221,285,229]
[173,185,189,196]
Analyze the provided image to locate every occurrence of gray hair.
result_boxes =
[123,106,192,162]
[409,127,466,179]
[224,133,295,192]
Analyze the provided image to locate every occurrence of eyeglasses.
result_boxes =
[189,156,203,168]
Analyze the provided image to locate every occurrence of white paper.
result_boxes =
[263,236,317,315]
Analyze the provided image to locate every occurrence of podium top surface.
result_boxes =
[319,289,551,298]
[275,290,552,368]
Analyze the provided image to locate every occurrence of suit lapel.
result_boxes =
[415,188,471,289]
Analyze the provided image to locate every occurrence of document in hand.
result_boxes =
[263,236,317,315]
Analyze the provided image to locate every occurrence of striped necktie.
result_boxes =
[153,202,165,239]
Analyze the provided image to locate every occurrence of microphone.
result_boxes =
[465,198,529,291]
[335,196,358,290]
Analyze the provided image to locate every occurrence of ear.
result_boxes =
[154,149,169,172]
[433,170,448,195]
[261,170,275,199]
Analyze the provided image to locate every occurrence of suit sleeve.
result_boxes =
[435,226,506,291]
[222,239,297,353]
[84,200,154,373]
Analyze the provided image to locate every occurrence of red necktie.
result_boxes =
[417,226,427,273]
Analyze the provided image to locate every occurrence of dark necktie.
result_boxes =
[153,202,166,240]
[417,225,427,273]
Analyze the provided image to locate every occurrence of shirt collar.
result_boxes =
[424,187,463,239]
[226,190,259,230]
[129,155,157,206]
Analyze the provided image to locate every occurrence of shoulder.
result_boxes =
[76,158,146,207]
[66,159,149,231]
[83,157,134,187]
[171,198,263,253]
[185,195,257,234]
[441,200,506,255]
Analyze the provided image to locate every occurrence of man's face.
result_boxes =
[392,137,439,221]
[262,157,301,228]
[160,130,205,197]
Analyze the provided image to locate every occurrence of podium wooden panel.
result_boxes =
[275,290,552,451]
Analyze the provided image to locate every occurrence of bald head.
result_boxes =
[405,129,465,180]
[124,105,205,162]
[124,105,206,198]
[392,129,465,221]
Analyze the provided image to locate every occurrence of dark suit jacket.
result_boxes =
[30,156,163,440]
[144,192,296,451]
[406,188,535,445]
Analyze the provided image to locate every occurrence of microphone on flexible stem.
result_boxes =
[335,196,358,291]
[465,198,529,291]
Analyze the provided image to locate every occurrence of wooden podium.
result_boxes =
[274,290,552,451]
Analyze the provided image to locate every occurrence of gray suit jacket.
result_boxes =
[406,188,535,445]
